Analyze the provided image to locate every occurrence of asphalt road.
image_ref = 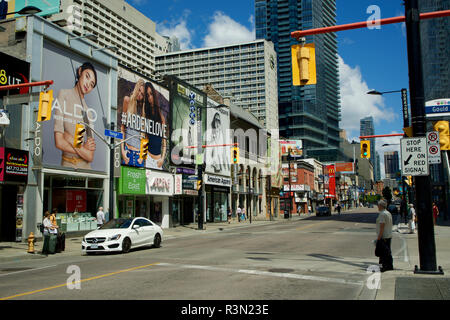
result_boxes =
[0,208,401,301]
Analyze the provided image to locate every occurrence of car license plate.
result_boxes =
[91,244,98,249]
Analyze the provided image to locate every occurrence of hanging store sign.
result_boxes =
[145,170,174,196]
[0,147,29,183]
[203,174,231,187]
[119,166,146,195]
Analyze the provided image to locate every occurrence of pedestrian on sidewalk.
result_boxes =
[96,207,105,228]
[50,208,58,228]
[387,202,399,231]
[242,208,247,221]
[227,207,232,224]
[432,202,439,226]
[375,200,393,272]
[400,199,408,225]
[42,211,58,255]
[407,204,416,234]
[237,206,242,222]
[336,203,341,215]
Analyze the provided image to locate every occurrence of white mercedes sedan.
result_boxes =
[82,217,163,254]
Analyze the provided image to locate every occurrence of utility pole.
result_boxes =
[109,123,115,220]
[404,0,442,274]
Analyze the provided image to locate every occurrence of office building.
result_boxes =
[255,0,341,160]
[156,39,279,130]
[360,116,379,180]
[47,0,173,79]
[419,0,450,102]
[384,151,400,180]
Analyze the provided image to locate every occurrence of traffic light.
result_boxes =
[433,120,450,150]
[231,147,239,164]
[405,176,412,186]
[197,180,202,191]
[37,90,53,122]
[140,138,149,160]
[291,43,316,86]
[73,124,86,148]
[361,140,371,159]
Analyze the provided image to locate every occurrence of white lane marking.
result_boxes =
[0,265,57,277]
[157,263,363,286]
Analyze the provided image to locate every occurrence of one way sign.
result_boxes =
[401,137,429,176]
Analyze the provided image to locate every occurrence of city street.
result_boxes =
[0,208,418,301]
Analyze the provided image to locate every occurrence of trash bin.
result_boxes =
[284,210,289,219]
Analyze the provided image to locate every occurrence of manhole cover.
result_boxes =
[268,268,294,273]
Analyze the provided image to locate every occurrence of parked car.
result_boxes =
[316,206,331,217]
[82,217,163,254]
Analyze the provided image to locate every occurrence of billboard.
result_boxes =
[0,51,30,97]
[335,162,354,173]
[40,41,109,173]
[280,140,303,157]
[205,98,231,176]
[326,165,336,198]
[117,70,170,171]
[169,78,206,167]
[2,0,60,18]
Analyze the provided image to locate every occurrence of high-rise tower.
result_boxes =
[256,0,341,162]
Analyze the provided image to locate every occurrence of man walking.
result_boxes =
[432,202,439,226]
[96,207,105,228]
[376,200,393,272]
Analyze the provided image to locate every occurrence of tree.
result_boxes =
[382,187,392,206]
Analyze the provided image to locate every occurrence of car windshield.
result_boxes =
[99,218,132,229]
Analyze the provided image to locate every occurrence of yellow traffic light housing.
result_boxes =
[37,90,53,122]
[197,180,202,191]
[433,120,450,150]
[292,43,316,86]
[140,138,149,160]
[73,124,86,148]
[231,147,239,164]
[361,140,371,159]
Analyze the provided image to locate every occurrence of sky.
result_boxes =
[126,0,412,178]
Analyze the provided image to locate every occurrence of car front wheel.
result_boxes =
[153,234,161,248]
[122,237,131,253]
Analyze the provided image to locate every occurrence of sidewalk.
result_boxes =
[375,218,450,300]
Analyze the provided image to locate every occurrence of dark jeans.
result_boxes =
[378,238,393,269]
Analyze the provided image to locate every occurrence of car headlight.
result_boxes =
[108,234,121,241]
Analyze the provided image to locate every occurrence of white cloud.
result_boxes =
[156,12,194,50]
[338,55,397,138]
[202,12,255,47]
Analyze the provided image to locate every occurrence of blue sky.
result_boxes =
[127,0,411,175]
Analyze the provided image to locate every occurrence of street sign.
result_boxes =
[105,129,123,140]
[400,137,429,176]
[425,99,450,118]
[426,131,442,164]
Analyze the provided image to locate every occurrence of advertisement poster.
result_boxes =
[335,162,355,173]
[327,165,336,198]
[280,140,303,157]
[0,51,29,97]
[169,79,206,167]
[205,98,231,176]
[41,41,108,173]
[117,69,170,171]
[66,190,87,212]
[0,147,29,183]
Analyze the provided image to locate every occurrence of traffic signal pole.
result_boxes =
[404,0,442,274]
[290,0,446,274]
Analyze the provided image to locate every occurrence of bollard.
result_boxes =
[27,232,36,254]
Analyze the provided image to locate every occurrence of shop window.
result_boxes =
[88,178,103,189]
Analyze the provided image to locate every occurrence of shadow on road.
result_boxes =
[299,211,378,225]
[308,253,373,271]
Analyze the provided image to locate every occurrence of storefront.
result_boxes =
[0,148,29,241]
[172,167,198,225]
[145,169,173,228]
[204,174,231,222]
[118,166,147,219]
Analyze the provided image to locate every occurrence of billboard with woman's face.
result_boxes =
[117,68,170,171]
[40,42,109,173]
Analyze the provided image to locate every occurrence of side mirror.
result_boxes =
[132,224,140,229]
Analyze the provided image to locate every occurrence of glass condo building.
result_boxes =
[256,0,341,161]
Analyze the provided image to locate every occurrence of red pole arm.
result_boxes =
[0,80,54,91]
[291,10,450,39]
[360,134,404,139]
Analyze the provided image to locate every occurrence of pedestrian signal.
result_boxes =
[361,140,370,159]
[433,120,450,150]
[140,138,149,160]
[292,43,316,86]
[73,124,86,148]
[231,147,239,164]
[37,90,53,122]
